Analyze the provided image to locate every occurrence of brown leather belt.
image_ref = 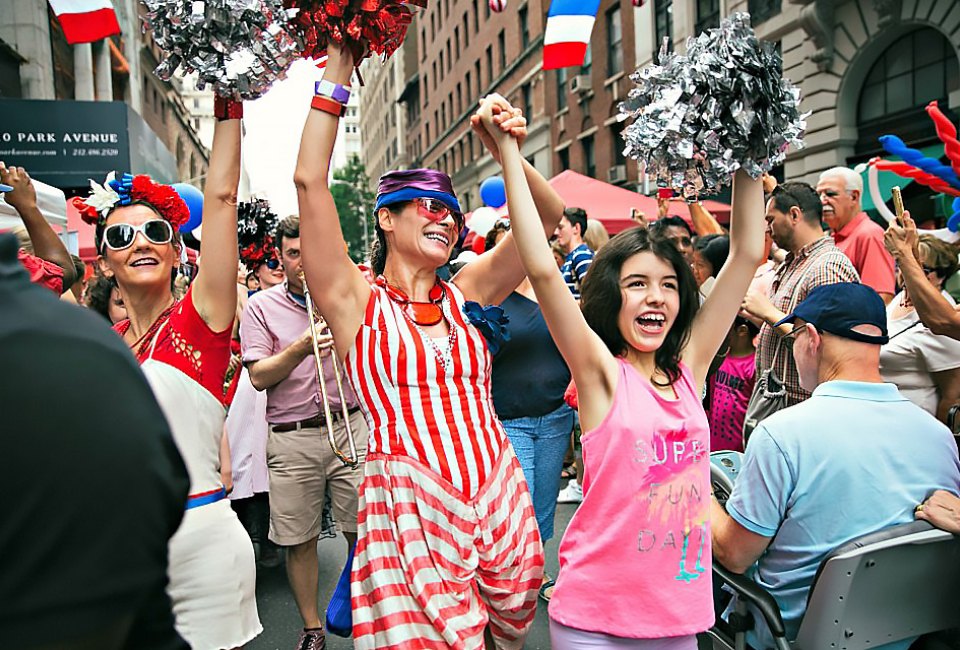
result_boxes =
[271,406,360,433]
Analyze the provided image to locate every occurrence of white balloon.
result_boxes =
[925,227,960,244]
[468,207,499,237]
[866,161,898,224]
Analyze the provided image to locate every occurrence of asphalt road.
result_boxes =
[247,502,578,650]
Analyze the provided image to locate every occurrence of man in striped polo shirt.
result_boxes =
[556,207,594,301]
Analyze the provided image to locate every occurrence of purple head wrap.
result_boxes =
[374,168,461,215]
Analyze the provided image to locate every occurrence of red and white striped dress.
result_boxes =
[345,280,543,649]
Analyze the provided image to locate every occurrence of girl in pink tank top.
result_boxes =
[479,103,768,648]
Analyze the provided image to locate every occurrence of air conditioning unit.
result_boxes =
[608,165,627,184]
[569,75,591,94]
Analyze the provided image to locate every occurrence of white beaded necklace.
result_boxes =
[402,294,457,372]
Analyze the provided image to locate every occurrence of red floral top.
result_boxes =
[114,287,233,406]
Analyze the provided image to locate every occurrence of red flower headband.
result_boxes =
[79,172,190,230]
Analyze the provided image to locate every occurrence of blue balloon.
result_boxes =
[172,183,204,233]
[948,197,960,233]
[480,176,507,208]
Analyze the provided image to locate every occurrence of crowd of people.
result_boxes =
[3,39,960,650]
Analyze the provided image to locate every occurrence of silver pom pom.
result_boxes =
[142,0,302,101]
[619,12,808,196]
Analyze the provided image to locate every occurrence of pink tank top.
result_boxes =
[549,358,714,638]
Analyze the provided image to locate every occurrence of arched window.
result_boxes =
[856,28,959,154]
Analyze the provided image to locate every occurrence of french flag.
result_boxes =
[543,0,601,70]
[48,0,121,45]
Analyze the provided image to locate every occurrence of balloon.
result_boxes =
[865,160,897,224]
[926,101,960,180]
[879,135,960,190]
[172,183,204,233]
[949,197,960,233]
[467,206,499,237]
[479,176,507,208]
[873,160,960,196]
[489,0,506,12]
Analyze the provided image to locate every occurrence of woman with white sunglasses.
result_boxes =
[79,99,261,650]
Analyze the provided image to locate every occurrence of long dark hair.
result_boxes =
[580,227,699,386]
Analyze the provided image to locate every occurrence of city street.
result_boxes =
[248,502,578,649]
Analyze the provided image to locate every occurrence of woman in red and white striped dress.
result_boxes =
[295,44,564,650]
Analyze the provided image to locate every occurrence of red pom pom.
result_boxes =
[287,0,422,64]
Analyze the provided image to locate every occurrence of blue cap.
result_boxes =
[775,282,889,345]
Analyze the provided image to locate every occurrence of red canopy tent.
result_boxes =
[545,170,731,234]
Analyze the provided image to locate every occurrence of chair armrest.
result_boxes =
[714,561,789,640]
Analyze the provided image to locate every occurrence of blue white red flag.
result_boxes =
[543,0,601,70]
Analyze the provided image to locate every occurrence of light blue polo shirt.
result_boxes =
[726,380,960,650]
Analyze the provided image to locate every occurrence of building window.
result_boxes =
[465,71,472,102]
[433,61,438,87]
[611,122,627,166]
[582,136,595,178]
[446,40,452,72]
[556,68,568,111]
[519,6,530,49]
[606,6,623,77]
[473,0,479,34]
[439,51,444,79]
[581,43,592,77]
[456,83,462,115]
[455,27,460,58]
[475,61,482,94]
[423,72,429,104]
[654,0,673,58]
[485,0,490,19]
[522,83,532,120]
[431,13,435,40]
[463,13,469,47]
[748,0,781,24]
[421,29,427,59]
[498,30,506,72]
[858,28,959,125]
[695,0,720,35]
[486,46,494,85]
[558,147,570,172]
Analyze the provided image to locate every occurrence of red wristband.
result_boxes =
[310,95,346,117]
[214,96,243,121]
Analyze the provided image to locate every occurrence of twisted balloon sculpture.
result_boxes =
[864,102,960,241]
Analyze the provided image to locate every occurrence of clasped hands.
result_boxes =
[470,94,527,160]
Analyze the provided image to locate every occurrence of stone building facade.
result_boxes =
[641,0,959,216]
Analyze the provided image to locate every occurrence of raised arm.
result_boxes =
[684,171,765,387]
[689,201,724,236]
[886,213,960,339]
[192,113,241,332]
[477,99,618,429]
[294,44,370,354]
[1,163,76,289]
[454,98,565,305]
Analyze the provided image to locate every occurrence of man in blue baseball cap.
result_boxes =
[710,282,960,650]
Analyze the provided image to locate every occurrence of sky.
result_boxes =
[243,58,343,217]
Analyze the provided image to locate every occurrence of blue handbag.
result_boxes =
[325,542,356,637]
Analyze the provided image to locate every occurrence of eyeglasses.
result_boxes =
[102,219,173,251]
[414,197,463,231]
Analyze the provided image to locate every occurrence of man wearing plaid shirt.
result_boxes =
[740,182,860,407]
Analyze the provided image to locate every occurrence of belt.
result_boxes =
[272,406,360,433]
[186,487,227,510]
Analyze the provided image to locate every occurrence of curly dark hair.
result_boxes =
[84,273,118,323]
[580,227,700,386]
